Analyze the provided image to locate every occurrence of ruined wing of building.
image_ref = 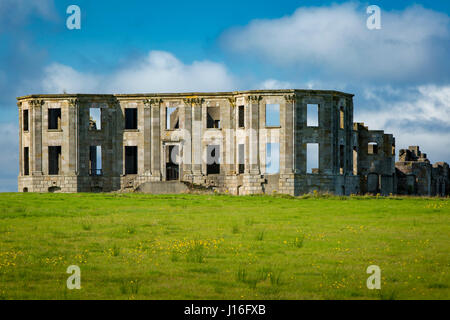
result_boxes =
[16,90,449,196]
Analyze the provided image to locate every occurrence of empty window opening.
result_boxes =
[48,108,61,130]
[207,145,220,175]
[340,145,344,174]
[48,146,61,175]
[125,108,138,130]
[266,143,280,174]
[89,108,101,130]
[125,146,138,175]
[340,107,345,129]
[23,147,29,176]
[307,143,319,174]
[238,144,245,174]
[353,147,358,175]
[166,107,179,130]
[23,110,29,131]
[307,104,319,127]
[265,104,280,127]
[238,105,245,128]
[392,144,395,156]
[207,107,221,129]
[368,142,378,155]
[89,146,102,176]
[166,145,180,181]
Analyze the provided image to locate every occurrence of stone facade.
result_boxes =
[17,90,449,196]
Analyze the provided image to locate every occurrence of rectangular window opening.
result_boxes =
[340,107,345,129]
[238,105,245,128]
[48,146,61,175]
[265,104,280,127]
[238,144,245,174]
[340,145,344,174]
[48,108,61,130]
[125,108,138,130]
[207,107,221,129]
[166,107,179,130]
[368,142,378,155]
[89,146,102,176]
[307,104,319,127]
[207,145,220,175]
[125,146,138,175]
[353,146,358,175]
[89,108,101,130]
[24,147,29,176]
[307,143,319,174]
[265,143,280,174]
[23,110,29,131]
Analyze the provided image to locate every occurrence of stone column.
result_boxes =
[281,95,295,174]
[183,98,202,178]
[295,95,306,174]
[191,99,203,180]
[149,99,162,180]
[67,99,78,175]
[30,99,43,176]
[18,102,23,177]
[247,95,261,174]
[143,100,152,174]
[242,95,264,194]
[182,99,192,177]
[224,97,236,174]
[278,95,296,195]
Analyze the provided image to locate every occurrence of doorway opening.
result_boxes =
[166,145,180,181]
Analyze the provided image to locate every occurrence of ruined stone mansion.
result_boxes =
[17,89,449,196]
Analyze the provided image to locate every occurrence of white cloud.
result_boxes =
[221,3,450,83]
[42,51,237,94]
[355,85,450,163]
[42,64,101,94]
[259,79,294,90]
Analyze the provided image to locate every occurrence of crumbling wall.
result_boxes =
[395,146,449,196]
[353,123,395,195]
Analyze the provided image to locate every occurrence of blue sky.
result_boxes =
[0,0,449,191]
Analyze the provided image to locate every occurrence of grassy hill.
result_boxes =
[0,193,448,300]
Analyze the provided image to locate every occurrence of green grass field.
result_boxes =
[0,193,449,300]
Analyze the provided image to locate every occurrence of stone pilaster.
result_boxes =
[147,99,162,180]
[183,98,202,178]
[190,98,203,182]
[279,95,296,195]
[225,97,236,175]
[281,95,295,174]
[29,99,44,176]
[143,100,152,174]
[243,95,263,194]
[67,99,78,176]
[247,95,261,174]
[18,102,23,177]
